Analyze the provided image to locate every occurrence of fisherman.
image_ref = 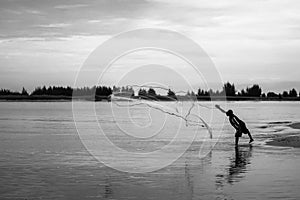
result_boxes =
[226,110,254,146]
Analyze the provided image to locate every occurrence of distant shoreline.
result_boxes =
[0,95,300,102]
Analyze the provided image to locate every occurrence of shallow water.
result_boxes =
[0,101,300,200]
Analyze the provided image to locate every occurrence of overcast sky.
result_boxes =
[0,0,300,92]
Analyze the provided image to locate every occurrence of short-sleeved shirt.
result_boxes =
[229,115,249,137]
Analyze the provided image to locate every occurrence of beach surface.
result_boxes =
[266,122,300,148]
[289,122,300,129]
[0,101,300,200]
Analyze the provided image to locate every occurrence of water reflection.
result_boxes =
[216,145,253,189]
[104,177,113,199]
[185,161,194,199]
[183,146,213,199]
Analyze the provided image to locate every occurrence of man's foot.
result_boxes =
[249,139,254,143]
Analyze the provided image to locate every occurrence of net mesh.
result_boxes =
[110,84,221,139]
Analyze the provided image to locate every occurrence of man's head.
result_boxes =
[226,109,234,117]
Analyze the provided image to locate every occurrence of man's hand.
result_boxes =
[215,104,226,113]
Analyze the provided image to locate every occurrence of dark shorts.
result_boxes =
[235,128,250,138]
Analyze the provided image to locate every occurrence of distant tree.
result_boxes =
[103,86,112,96]
[128,87,135,97]
[21,87,28,96]
[223,82,236,96]
[167,89,177,100]
[186,90,197,100]
[197,88,210,96]
[31,87,42,95]
[113,86,120,93]
[261,93,266,98]
[113,86,134,96]
[282,91,289,98]
[205,91,210,96]
[42,86,47,94]
[73,86,94,96]
[246,84,262,97]
[31,86,73,96]
[121,86,126,92]
[0,89,21,96]
[267,92,279,98]
[138,89,147,97]
[197,88,205,96]
[48,86,53,95]
[147,88,157,97]
[0,89,9,95]
[241,89,246,96]
[215,90,221,96]
[289,88,298,97]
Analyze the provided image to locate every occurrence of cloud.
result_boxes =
[87,20,102,24]
[0,0,300,90]
[24,9,43,15]
[0,0,154,38]
[54,4,89,9]
[35,23,71,28]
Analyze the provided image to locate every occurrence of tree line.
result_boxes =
[137,88,177,100]
[0,83,299,100]
[186,82,299,99]
[0,86,112,97]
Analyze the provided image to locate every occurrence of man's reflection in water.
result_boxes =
[216,145,253,189]
[184,147,213,199]
[104,176,113,199]
[228,145,253,184]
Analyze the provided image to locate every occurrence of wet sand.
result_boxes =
[289,122,300,129]
[266,135,300,148]
[266,122,300,148]
[1,102,300,199]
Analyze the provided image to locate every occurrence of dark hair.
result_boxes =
[226,109,233,116]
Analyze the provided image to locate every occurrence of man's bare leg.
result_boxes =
[248,131,254,143]
[235,137,239,146]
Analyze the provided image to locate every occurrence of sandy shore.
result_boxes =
[266,135,300,148]
[1,102,300,199]
[289,122,300,129]
[266,122,300,148]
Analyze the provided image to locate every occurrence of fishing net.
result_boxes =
[109,84,222,139]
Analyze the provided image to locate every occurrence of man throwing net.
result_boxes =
[216,105,254,146]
